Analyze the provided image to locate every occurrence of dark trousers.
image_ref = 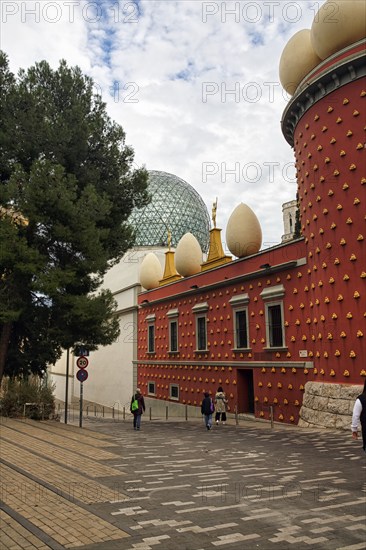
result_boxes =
[133,414,142,429]
[215,412,227,422]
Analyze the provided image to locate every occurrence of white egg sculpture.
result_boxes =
[175,233,202,277]
[226,203,262,258]
[311,0,366,60]
[279,29,322,96]
[139,252,163,290]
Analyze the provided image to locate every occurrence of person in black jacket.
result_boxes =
[130,388,146,430]
[201,392,214,430]
[351,379,366,451]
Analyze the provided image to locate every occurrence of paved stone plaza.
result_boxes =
[0,415,365,550]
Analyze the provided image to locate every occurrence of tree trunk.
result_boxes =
[0,322,12,384]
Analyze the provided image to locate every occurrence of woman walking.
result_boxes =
[130,388,145,430]
[214,386,228,425]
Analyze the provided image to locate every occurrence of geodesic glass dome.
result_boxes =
[129,170,210,252]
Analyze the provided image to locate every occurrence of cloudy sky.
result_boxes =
[2,0,326,247]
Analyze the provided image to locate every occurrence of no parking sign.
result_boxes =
[76,369,88,382]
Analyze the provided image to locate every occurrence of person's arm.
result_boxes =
[351,398,362,439]
[141,396,146,412]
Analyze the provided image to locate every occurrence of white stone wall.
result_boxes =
[299,381,363,430]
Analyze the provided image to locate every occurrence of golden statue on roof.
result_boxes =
[212,197,218,228]
[167,229,172,250]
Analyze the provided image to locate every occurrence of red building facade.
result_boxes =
[137,42,365,425]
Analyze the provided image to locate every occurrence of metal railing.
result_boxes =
[55,402,268,427]
[2,400,274,428]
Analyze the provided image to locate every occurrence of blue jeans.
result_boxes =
[204,414,212,429]
[133,414,141,429]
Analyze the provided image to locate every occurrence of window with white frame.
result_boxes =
[170,321,178,351]
[146,314,156,353]
[192,302,208,351]
[196,316,207,350]
[170,383,179,400]
[148,381,156,395]
[167,308,179,353]
[235,310,249,348]
[260,285,286,348]
[266,303,284,347]
[229,294,250,349]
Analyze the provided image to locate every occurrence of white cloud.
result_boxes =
[2,0,326,244]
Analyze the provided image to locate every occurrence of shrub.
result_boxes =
[0,377,55,419]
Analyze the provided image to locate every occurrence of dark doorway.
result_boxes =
[236,369,254,413]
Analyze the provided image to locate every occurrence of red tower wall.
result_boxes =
[294,69,365,383]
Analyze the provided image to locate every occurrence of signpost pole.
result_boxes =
[76,355,89,428]
[79,381,83,428]
[64,348,70,424]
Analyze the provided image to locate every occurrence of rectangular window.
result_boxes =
[169,320,178,352]
[235,309,248,349]
[148,381,156,395]
[261,286,286,350]
[148,324,155,353]
[170,384,179,400]
[196,315,207,351]
[267,303,284,347]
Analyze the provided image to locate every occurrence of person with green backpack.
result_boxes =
[130,388,146,430]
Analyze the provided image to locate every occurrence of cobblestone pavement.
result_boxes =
[0,415,365,550]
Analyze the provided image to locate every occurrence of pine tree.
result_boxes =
[0,52,149,381]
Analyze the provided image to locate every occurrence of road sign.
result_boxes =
[76,369,88,382]
[74,346,89,357]
[76,356,89,369]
